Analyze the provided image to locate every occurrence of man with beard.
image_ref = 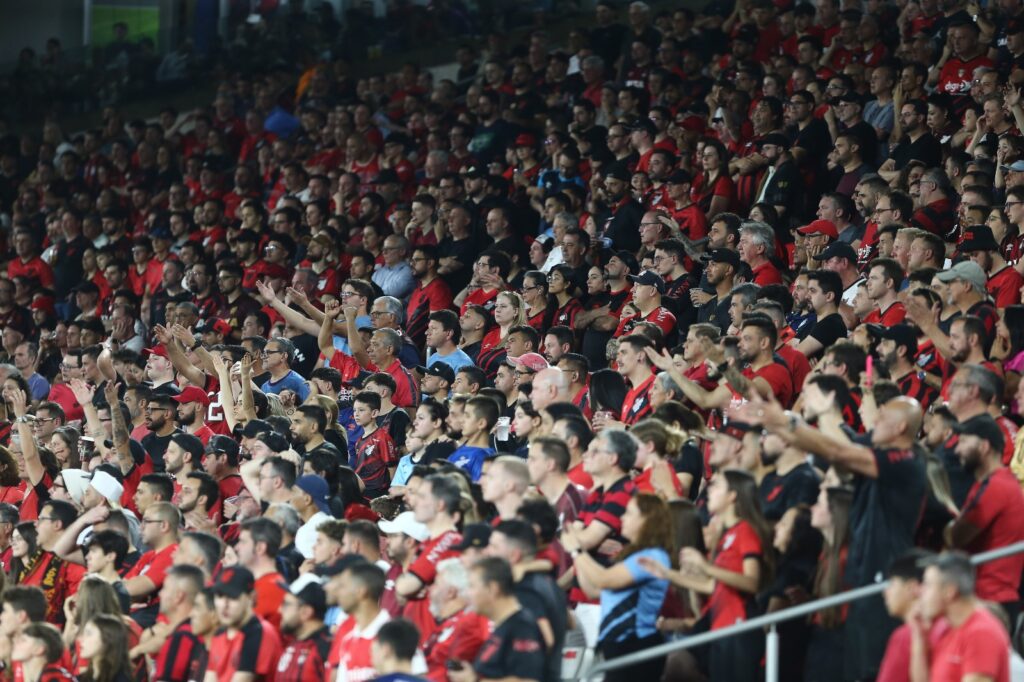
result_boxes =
[947,415,1024,614]
[141,393,181,471]
[173,387,213,446]
[696,249,739,334]
[959,225,1024,308]
[289,404,343,462]
[275,581,332,682]
[206,567,283,681]
[165,432,203,506]
[406,247,454,351]
[910,262,999,366]
[870,324,938,410]
[703,314,794,408]
[796,270,847,360]
[179,471,219,530]
[598,164,643,252]
[232,230,266,291]
[185,261,224,321]
[757,432,821,522]
[203,435,245,507]
[942,316,998,399]
[214,263,261,341]
[151,565,208,682]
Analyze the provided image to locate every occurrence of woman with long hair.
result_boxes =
[589,369,628,423]
[480,291,527,355]
[76,613,133,682]
[48,426,81,470]
[511,400,543,457]
[994,305,1024,406]
[9,522,38,585]
[0,445,24,505]
[64,577,142,674]
[640,469,771,681]
[520,270,553,333]
[629,418,687,499]
[803,485,854,682]
[562,493,675,682]
[691,138,735,220]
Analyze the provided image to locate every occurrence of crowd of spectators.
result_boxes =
[1,0,1024,680]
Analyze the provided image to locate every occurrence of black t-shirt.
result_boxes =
[515,573,567,682]
[890,132,943,171]
[673,441,705,501]
[473,609,546,682]
[759,462,821,522]
[437,235,478,293]
[141,428,180,472]
[418,440,457,466]
[847,445,926,588]
[378,407,411,452]
[790,118,832,167]
[808,312,847,357]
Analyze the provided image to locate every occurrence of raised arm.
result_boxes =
[343,305,372,369]
[319,300,343,360]
[645,348,732,410]
[255,281,321,337]
[155,324,206,387]
[8,388,43,485]
[104,381,135,476]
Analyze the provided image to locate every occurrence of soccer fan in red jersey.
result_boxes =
[871,324,939,410]
[422,558,489,682]
[205,566,283,682]
[327,561,393,682]
[933,18,993,109]
[10,622,74,682]
[527,437,586,527]
[611,335,656,427]
[123,502,179,628]
[396,474,463,645]
[406,246,454,349]
[911,168,957,239]
[550,415,595,491]
[946,415,1024,614]
[350,391,396,498]
[233,518,287,630]
[613,271,676,340]
[705,315,794,408]
[862,258,907,326]
[446,558,545,682]
[456,252,510,316]
[738,222,783,286]
[274,579,332,682]
[8,230,53,289]
[19,500,85,627]
[959,226,1024,308]
[911,552,1010,682]
[203,436,244,508]
[150,565,208,682]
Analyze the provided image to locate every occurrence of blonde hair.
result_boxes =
[629,418,687,459]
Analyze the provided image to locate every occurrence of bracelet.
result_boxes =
[14,416,32,424]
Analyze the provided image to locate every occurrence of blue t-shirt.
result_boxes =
[370,675,430,682]
[447,445,494,481]
[599,547,670,644]
[332,315,373,355]
[261,370,310,402]
[427,348,476,374]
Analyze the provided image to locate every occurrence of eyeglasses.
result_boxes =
[36,517,57,522]
[1006,201,1022,208]
[639,222,662,228]
[260,350,285,358]
[370,311,390,317]
[141,518,163,525]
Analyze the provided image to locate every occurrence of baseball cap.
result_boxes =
[701,248,741,269]
[173,386,211,407]
[812,241,858,263]
[514,133,537,147]
[954,414,1005,454]
[206,434,240,460]
[295,475,331,514]
[758,132,791,149]
[666,169,693,185]
[212,566,255,598]
[61,469,91,504]
[415,363,455,384]
[240,419,274,439]
[89,470,124,506]
[378,511,429,542]
[867,323,918,356]
[612,250,640,275]
[199,318,232,337]
[1002,160,1024,173]
[286,580,328,616]
[958,225,1000,253]
[319,554,369,578]
[628,270,667,294]
[507,352,550,373]
[798,219,839,240]
[452,523,493,551]
[170,432,205,462]
[632,118,657,136]
[604,163,631,182]
[462,165,485,179]
[144,345,169,359]
[936,261,987,290]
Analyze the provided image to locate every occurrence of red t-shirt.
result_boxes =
[750,261,784,286]
[460,287,501,316]
[743,361,794,408]
[930,607,1010,682]
[614,306,677,339]
[404,530,463,645]
[327,610,389,682]
[254,572,286,630]
[7,256,54,287]
[937,55,994,99]
[123,543,178,610]
[988,266,1024,308]
[19,473,52,522]
[424,609,491,682]
[775,344,811,394]
[382,359,419,409]
[19,552,85,626]
[959,467,1024,602]
[207,615,283,682]
[706,519,763,630]
[621,373,656,425]
[47,383,83,423]
[862,301,907,326]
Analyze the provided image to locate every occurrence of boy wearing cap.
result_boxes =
[174,387,214,446]
[206,566,283,682]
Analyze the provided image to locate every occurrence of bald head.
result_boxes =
[875,396,923,446]
[531,367,569,410]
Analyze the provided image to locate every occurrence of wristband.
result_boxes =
[191,339,202,351]
[716,361,730,374]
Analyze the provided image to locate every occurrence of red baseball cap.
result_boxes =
[173,386,211,406]
[144,345,169,359]
[201,318,232,337]
[797,219,838,239]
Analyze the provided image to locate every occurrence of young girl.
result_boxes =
[640,469,771,682]
[511,401,543,457]
[76,613,133,682]
[390,399,455,492]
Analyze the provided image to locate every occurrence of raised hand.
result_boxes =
[286,287,309,307]
[240,352,255,376]
[68,378,96,405]
[644,346,675,372]
[152,324,173,346]
[5,387,27,418]
[103,380,121,403]
[170,324,195,347]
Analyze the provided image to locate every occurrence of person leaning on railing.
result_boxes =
[560,492,674,682]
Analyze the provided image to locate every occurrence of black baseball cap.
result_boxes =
[701,248,741,268]
[415,363,455,384]
[628,270,667,294]
[958,225,1000,253]
[611,250,640,275]
[867,323,918,356]
[452,523,492,551]
[666,169,692,185]
[206,434,240,460]
[812,241,858,263]
[212,566,255,598]
[604,163,631,182]
[953,413,1005,454]
[757,132,791,149]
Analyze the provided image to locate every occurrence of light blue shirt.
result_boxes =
[372,262,416,301]
[261,370,310,402]
[427,348,475,374]
[332,315,373,356]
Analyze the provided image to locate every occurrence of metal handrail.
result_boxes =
[578,540,1024,681]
